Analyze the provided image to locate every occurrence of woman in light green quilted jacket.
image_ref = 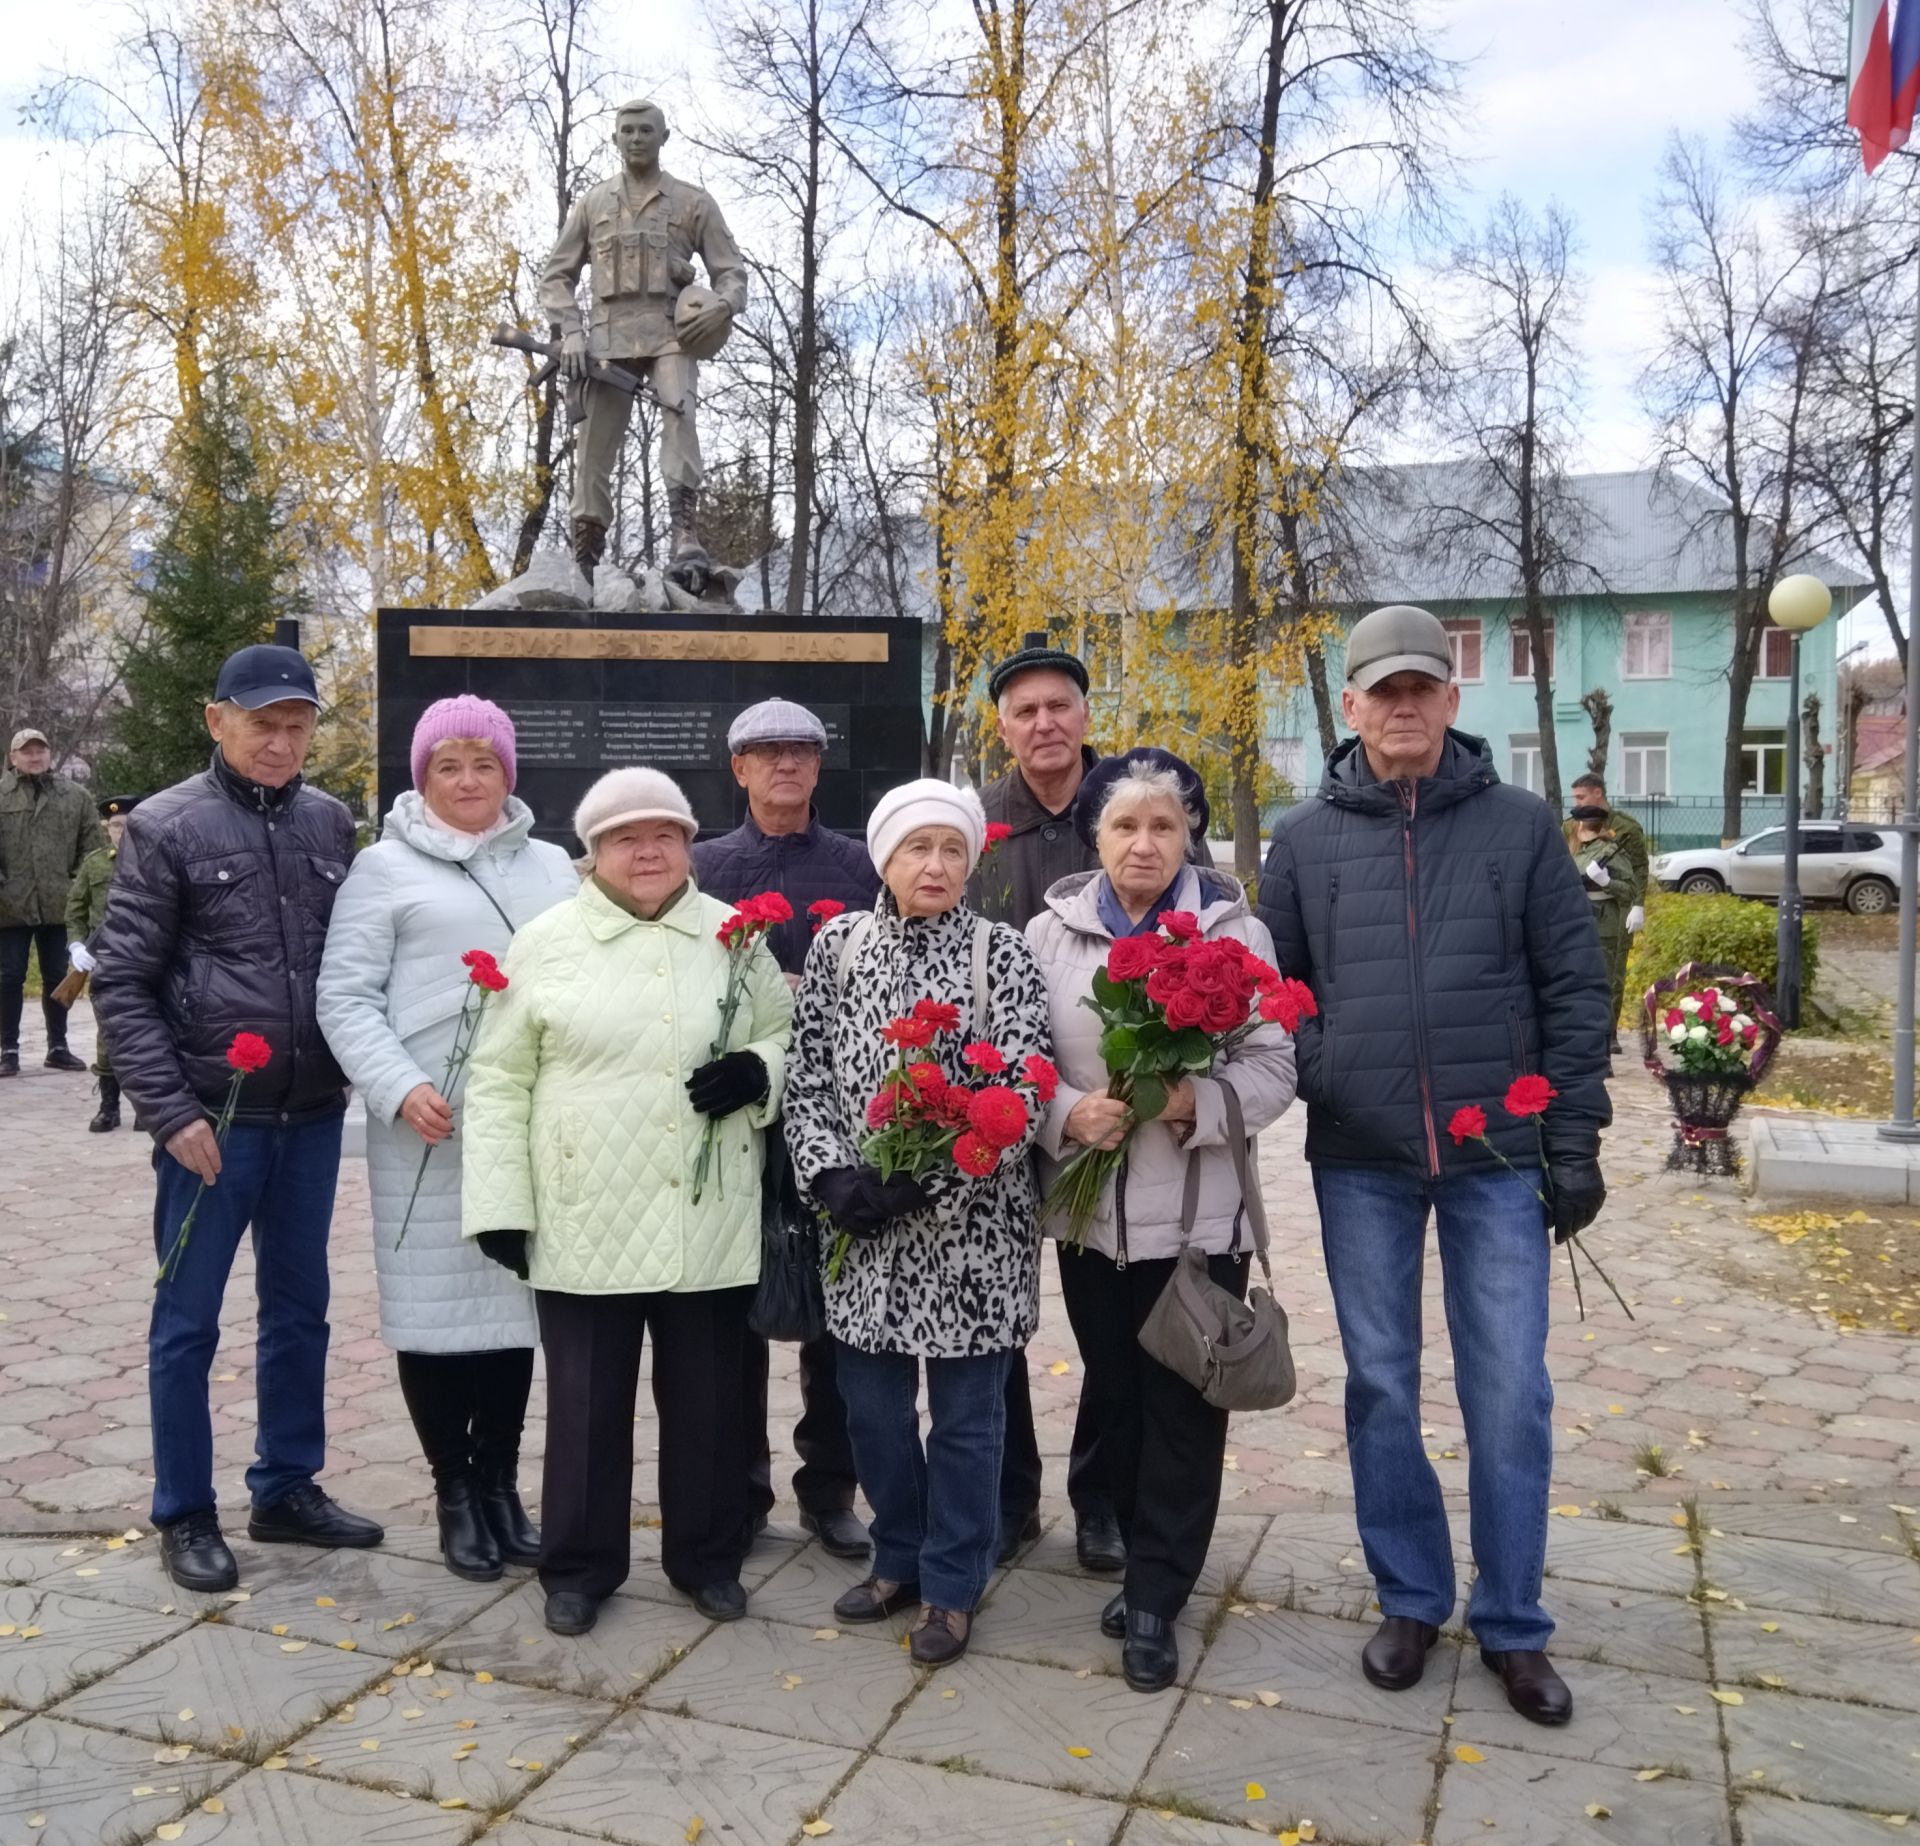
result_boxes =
[462,766,794,1639]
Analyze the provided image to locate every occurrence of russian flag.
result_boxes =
[1894,0,1920,152]
[1851,0,1896,173]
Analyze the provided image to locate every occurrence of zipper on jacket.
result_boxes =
[1488,858,1513,959]
[1400,783,1442,1178]
[1114,1146,1131,1269]
[1326,873,1341,981]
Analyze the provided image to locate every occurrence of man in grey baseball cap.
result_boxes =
[692,696,879,1563]
[1255,603,1611,1727]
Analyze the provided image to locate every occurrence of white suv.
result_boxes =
[1649,824,1901,916]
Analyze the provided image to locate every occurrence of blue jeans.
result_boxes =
[1312,1162,1555,1652]
[833,1341,1013,1613]
[148,1115,343,1527]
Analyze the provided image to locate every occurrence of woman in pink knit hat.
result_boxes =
[317,697,578,1582]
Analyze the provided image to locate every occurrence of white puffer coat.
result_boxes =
[316,793,578,1352]
[1025,866,1298,1263]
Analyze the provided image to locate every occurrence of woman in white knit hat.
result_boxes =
[783,777,1054,1666]
[461,766,795,1637]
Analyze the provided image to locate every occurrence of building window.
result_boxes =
[1621,732,1669,798]
[1623,610,1671,679]
[1510,733,1544,795]
[1758,626,1793,678]
[1442,618,1483,682]
[1510,618,1554,682]
[1741,730,1787,795]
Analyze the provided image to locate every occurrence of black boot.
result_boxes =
[475,1456,540,1568]
[89,1073,120,1133]
[435,1475,502,1582]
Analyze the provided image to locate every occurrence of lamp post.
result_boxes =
[1767,573,1833,1029]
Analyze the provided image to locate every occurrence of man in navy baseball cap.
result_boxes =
[213,644,322,710]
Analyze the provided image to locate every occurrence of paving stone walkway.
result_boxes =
[3,1014,1919,1845]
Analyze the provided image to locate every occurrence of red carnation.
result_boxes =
[953,1131,1000,1177]
[1504,1074,1558,1117]
[966,1084,1030,1151]
[1022,1054,1059,1103]
[982,822,1013,856]
[717,911,751,945]
[808,898,846,932]
[911,997,962,1034]
[906,1061,949,1100]
[1159,910,1201,943]
[746,891,794,925]
[931,1086,976,1130]
[963,1041,1008,1074]
[226,1032,273,1074]
[1107,936,1160,982]
[1258,977,1318,1033]
[1164,987,1210,1031]
[461,948,499,975]
[1448,1104,1487,1145]
[881,1016,937,1050]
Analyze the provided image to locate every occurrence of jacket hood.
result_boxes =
[1043,862,1248,940]
[382,789,537,863]
[1320,728,1499,816]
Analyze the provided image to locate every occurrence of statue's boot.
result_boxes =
[665,486,715,597]
[571,516,607,575]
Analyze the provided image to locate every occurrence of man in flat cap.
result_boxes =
[63,793,141,1131]
[0,725,104,1079]
[692,697,879,1561]
[1256,604,1610,1727]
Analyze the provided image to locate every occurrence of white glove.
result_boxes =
[67,942,95,973]
[1625,905,1645,934]
[1584,861,1611,888]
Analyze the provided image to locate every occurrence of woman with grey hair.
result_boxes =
[1025,747,1297,1692]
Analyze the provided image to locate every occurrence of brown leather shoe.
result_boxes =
[1481,1647,1573,1725]
[909,1604,971,1666]
[1361,1616,1439,1690]
[833,1575,919,1623]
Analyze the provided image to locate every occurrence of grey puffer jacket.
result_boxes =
[1026,865,1297,1262]
[92,752,356,1145]
[1255,730,1610,1176]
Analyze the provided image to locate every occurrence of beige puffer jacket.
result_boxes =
[1024,866,1297,1263]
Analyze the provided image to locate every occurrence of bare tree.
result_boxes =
[1643,136,1837,840]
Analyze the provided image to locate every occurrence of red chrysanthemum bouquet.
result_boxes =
[1045,911,1317,1246]
[156,1032,272,1284]
[824,997,1059,1279]
[1447,1077,1632,1322]
[396,949,511,1248]
[694,891,794,1202]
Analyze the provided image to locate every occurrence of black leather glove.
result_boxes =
[476,1229,530,1279]
[686,1050,770,1119]
[812,1164,930,1236]
[1545,1157,1606,1244]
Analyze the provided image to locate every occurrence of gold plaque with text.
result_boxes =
[408,626,888,664]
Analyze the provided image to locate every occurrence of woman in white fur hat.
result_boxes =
[461,766,795,1638]
[783,778,1054,1666]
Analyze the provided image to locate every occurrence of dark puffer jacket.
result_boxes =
[1256,729,1610,1176]
[691,812,880,977]
[92,752,355,1145]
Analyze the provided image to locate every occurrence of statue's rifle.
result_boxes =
[488,323,682,418]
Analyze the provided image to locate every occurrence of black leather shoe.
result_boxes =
[248,1484,384,1549]
[88,1075,120,1132]
[435,1477,501,1582]
[0,1051,18,1078]
[834,1575,920,1623]
[909,1604,971,1666]
[996,1510,1042,1565]
[801,1507,872,1559]
[1481,1646,1573,1725]
[687,1579,748,1621]
[1121,1610,1178,1692]
[159,1511,238,1593]
[544,1590,599,1636]
[1362,1617,1439,1690]
[1076,1509,1126,1573]
[475,1462,540,1567]
[1099,1591,1125,1640]
[44,1047,85,1072]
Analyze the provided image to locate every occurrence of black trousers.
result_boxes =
[1055,1244,1247,1618]
[394,1348,535,1486]
[745,1331,859,1519]
[998,1348,1110,1522]
[536,1285,754,1600]
[0,925,69,1053]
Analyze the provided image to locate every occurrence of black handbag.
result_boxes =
[749,1136,827,1343]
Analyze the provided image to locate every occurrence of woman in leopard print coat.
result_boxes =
[784,779,1053,1667]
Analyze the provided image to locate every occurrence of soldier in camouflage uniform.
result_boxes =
[64,794,139,1131]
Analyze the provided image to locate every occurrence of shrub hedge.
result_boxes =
[1624,892,1816,1022]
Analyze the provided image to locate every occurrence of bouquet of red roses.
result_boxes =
[824,997,1059,1279]
[1046,910,1316,1246]
[694,891,794,1203]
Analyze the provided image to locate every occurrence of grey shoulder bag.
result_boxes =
[1136,1080,1297,1412]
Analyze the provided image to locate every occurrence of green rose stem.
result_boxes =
[396,970,501,1249]
[156,1034,272,1286]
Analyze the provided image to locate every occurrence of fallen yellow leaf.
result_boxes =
[201,1797,225,1814]
[262,1755,288,1771]
[402,1707,424,1720]
[1454,1745,1486,1764]
[1255,1690,1282,1708]
[1245,1780,1266,1800]
[686,1821,706,1844]
[156,1828,185,1842]
[1710,1689,1744,1706]
[1585,1804,1612,1819]
[438,1797,469,1810]
[1049,1360,1071,1375]
[814,1628,841,1641]
[336,1639,357,1651]
[176,1708,194,1722]
[1551,1505,1582,1517]
[1756,1673,1787,1689]
[801,1824,833,1838]
[1635,1769,1666,1783]
[132,1786,155,1798]
[474,1671,493,1684]
[941,1688,956,1699]
[271,1624,289,1636]
[315,1596,336,1608]
[360,1738,381,1751]
[280,1641,308,1653]
[1067,1746,1092,1758]
[1760,1622,1780,1634]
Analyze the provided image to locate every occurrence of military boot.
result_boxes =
[664,486,715,597]
[88,1074,120,1133]
[571,516,607,575]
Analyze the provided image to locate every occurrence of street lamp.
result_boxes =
[1767,572,1833,1028]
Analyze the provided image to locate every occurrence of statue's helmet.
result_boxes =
[673,285,734,361]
